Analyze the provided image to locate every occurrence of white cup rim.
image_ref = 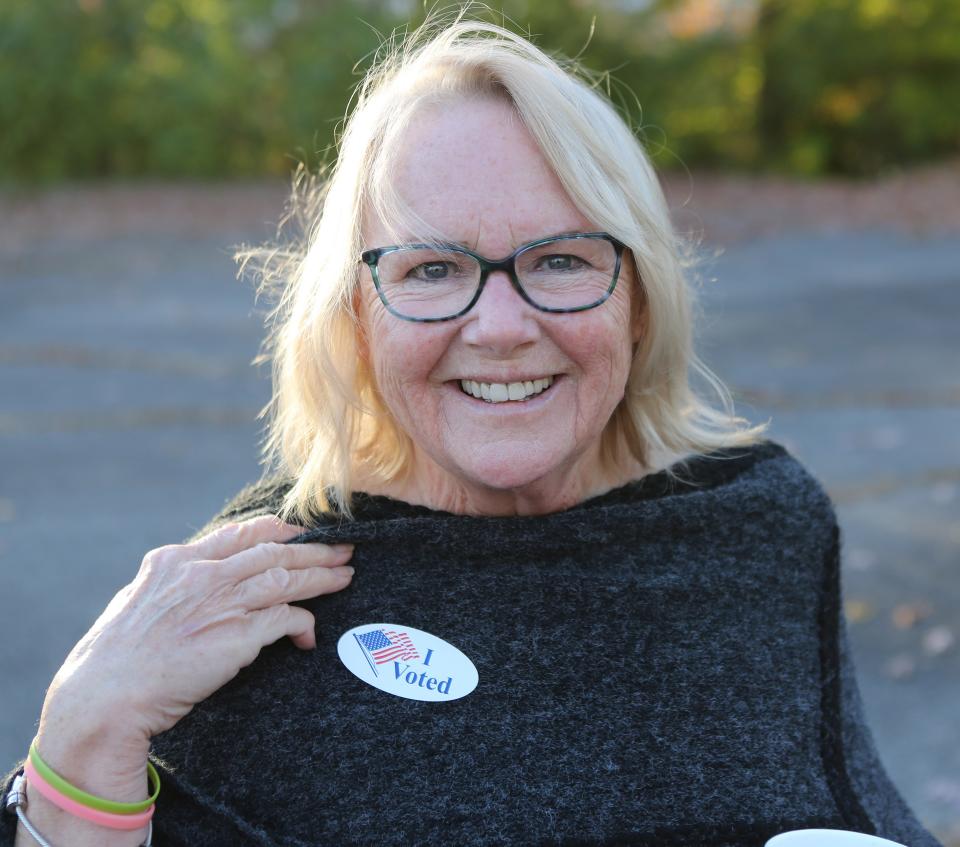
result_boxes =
[765,829,907,846]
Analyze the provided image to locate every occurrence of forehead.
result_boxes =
[364,97,594,251]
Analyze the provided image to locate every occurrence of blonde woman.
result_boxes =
[2,15,941,847]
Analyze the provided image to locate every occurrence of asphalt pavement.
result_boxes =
[1,188,957,844]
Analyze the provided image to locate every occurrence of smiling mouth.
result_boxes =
[458,375,556,403]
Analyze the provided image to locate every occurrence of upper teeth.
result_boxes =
[459,376,555,402]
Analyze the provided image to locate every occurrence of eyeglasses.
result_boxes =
[360,232,625,323]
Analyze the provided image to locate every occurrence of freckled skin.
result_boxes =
[357,97,645,516]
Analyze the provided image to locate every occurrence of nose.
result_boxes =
[459,271,541,354]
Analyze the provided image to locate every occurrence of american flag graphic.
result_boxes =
[355,629,420,665]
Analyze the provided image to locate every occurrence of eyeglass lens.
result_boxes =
[374,237,618,320]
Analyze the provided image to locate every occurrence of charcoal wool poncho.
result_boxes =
[1,439,942,846]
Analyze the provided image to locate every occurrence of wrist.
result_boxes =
[35,703,152,803]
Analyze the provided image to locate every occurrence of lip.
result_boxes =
[454,374,561,384]
[446,375,563,410]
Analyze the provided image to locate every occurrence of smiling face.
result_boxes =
[357,96,644,514]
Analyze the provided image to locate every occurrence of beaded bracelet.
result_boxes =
[5,773,153,847]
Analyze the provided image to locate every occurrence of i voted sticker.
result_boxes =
[337,623,479,702]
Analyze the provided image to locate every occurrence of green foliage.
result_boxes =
[754,0,960,175]
[0,0,395,181]
[1,0,958,182]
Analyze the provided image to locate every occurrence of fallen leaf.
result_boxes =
[883,653,916,680]
[892,602,934,630]
[845,599,875,623]
[922,626,956,656]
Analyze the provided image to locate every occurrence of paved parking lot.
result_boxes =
[1,180,957,843]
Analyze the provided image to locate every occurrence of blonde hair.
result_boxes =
[237,7,770,522]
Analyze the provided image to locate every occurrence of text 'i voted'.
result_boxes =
[337,623,478,701]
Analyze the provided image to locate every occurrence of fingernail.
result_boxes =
[338,566,355,576]
[331,544,355,554]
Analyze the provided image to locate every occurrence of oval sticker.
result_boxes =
[337,623,478,702]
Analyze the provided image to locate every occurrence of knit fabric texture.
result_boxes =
[1,439,943,847]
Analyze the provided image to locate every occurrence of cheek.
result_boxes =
[567,298,635,384]
[604,291,638,371]
[365,310,454,411]
[560,311,635,438]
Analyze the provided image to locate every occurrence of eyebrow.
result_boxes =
[419,229,592,250]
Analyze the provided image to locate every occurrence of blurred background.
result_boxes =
[1,0,958,843]
[3,0,960,180]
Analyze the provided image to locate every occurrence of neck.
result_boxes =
[353,442,678,517]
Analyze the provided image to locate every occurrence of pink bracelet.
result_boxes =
[23,759,155,831]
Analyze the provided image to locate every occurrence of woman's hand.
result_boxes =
[16,516,352,847]
[43,514,354,744]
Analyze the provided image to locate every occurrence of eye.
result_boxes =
[408,261,458,281]
[537,254,586,272]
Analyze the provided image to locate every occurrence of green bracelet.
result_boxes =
[28,739,161,814]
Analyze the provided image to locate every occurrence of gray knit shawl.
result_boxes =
[0,440,942,847]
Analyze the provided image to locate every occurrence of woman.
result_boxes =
[2,17,942,847]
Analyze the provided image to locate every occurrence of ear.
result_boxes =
[627,253,646,345]
[631,296,646,345]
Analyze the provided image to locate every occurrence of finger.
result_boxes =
[235,564,355,611]
[248,603,318,651]
[223,538,354,582]
[188,514,308,561]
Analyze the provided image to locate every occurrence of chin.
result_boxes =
[447,449,565,494]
